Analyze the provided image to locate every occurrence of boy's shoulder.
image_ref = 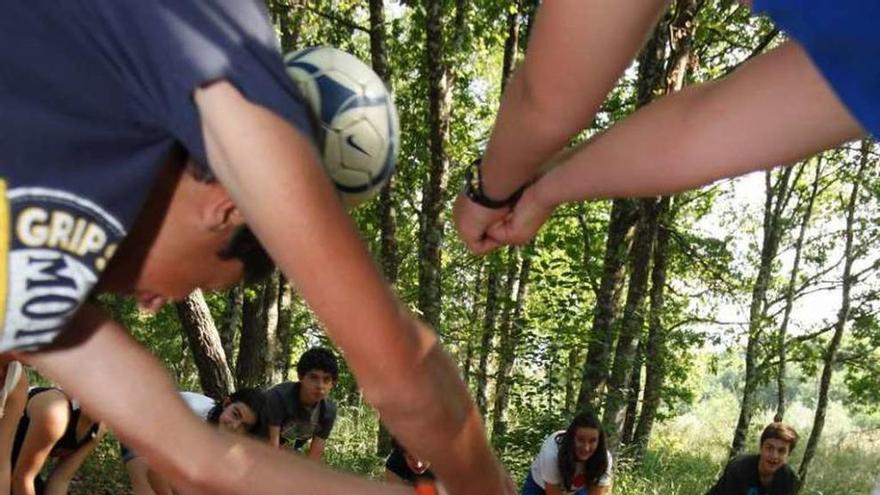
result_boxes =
[721,454,761,482]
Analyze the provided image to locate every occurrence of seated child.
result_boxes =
[522,411,612,495]
[263,347,338,461]
[11,387,105,495]
[707,422,799,495]
[122,388,267,495]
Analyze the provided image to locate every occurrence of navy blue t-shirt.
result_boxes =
[0,1,316,351]
[753,0,880,137]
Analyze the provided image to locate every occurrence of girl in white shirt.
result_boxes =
[522,411,612,495]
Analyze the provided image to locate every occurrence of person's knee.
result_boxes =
[30,397,69,439]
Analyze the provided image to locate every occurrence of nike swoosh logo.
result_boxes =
[346,135,371,156]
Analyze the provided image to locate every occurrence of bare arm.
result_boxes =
[478,0,669,197]
[194,81,508,494]
[268,425,281,448]
[125,457,163,495]
[537,42,862,202]
[44,425,106,495]
[487,41,864,247]
[19,306,413,495]
[453,0,668,254]
[307,437,326,461]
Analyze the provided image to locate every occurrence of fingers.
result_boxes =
[452,194,509,255]
[485,186,550,246]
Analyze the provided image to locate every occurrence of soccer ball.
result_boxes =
[284,46,399,208]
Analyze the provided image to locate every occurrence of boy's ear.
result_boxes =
[206,187,245,232]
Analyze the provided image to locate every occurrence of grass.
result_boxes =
[66,397,880,493]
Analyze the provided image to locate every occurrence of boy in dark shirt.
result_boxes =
[264,347,338,461]
[707,422,799,495]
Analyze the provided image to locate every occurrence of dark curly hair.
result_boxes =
[296,347,339,380]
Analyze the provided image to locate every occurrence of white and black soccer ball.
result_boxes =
[285,46,399,208]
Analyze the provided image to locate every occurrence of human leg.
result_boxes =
[0,362,27,495]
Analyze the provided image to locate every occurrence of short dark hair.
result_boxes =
[217,225,275,283]
[296,347,339,381]
[760,422,799,452]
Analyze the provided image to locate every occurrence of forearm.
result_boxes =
[21,308,413,495]
[480,0,669,198]
[306,438,326,461]
[362,323,501,495]
[268,427,281,448]
[45,435,102,495]
[196,82,504,493]
[43,475,72,495]
[534,42,863,204]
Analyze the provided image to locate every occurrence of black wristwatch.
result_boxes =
[463,158,526,209]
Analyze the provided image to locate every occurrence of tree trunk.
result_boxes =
[475,254,501,418]
[577,199,636,408]
[462,261,485,385]
[630,0,700,460]
[236,276,281,389]
[418,0,464,329]
[369,0,399,287]
[632,196,673,460]
[730,166,797,459]
[603,198,660,453]
[275,278,295,381]
[564,348,580,413]
[621,339,644,446]
[369,0,399,459]
[220,285,243,367]
[267,0,304,52]
[775,160,821,422]
[577,11,673,411]
[796,140,870,493]
[176,290,234,400]
[491,245,533,441]
[500,3,519,93]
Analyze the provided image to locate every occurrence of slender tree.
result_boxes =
[775,159,823,422]
[476,254,501,418]
[491,244,533,440]
[603,198,659,452]
[578,199,636,407]
[796,140,872,493]
[730,165,799,458]
[176,290,235,400]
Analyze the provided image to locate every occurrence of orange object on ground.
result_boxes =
[414,481,438,495]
